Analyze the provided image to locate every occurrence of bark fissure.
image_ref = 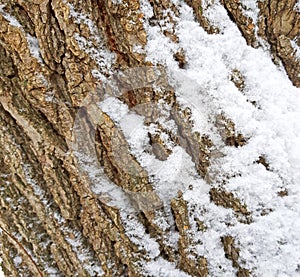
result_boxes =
[1,0,299,276]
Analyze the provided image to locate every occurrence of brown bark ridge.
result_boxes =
[0,0,299,276]
[220,0,300,87]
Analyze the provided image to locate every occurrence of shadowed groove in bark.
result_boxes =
[171,194,208,277]
[184,0,220,34]
[0,227,44,277]
[221,0,257,45]
[0,103,100,275]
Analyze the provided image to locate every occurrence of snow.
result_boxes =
[45,91,55,102]
[120,211,161,260]
[291,39,300,60]
[26,35,43,63]
[5,0,295,275]
[23,164,46,200]
[71,94,138,213]
[0,5,22,28]
[0,5,43,63]
[99,97,129,122]
[111,0,123,4]
[144,258,191,277]
[64,230,104,276]
[67,2,115,81]
[138,0,300,275]
[295,0,300,12]
[23,162,104,275]
[0,260,4,277]
[98,89,210,210]
[239,0,259,23]
[0,0,299,274]
[13,256,22,267]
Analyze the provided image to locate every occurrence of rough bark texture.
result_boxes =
[0,0,299,276]
[220,0,300,87]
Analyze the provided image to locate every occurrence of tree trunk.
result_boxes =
[0,0,299,276]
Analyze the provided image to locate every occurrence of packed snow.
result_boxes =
[139,0,300,275]
[72,0,300,275]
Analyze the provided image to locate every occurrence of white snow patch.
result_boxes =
[99,97,129,122]
[13,256,22,267]
[0,5,22,27]
[144,258,191,277]
[26,35,43,63]
[295,0,300,12]
[45,91,55,102]
[133,44,145,54]
[23,164,46,200]
[140,0,179,67]
[73,33,114,81]
[120,211,161,260]
[0,261,4,277]
[291,39,300,60]
[0,5,42,63]
[239,0,259,23]
[67,2,115,81]
[64,230,104,275]
[111,0,123,4]
[140,0,300,275]
[100,96,210,206]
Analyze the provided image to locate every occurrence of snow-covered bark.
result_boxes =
[0,0,300,276]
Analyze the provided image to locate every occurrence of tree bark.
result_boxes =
[0,0,299,276]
